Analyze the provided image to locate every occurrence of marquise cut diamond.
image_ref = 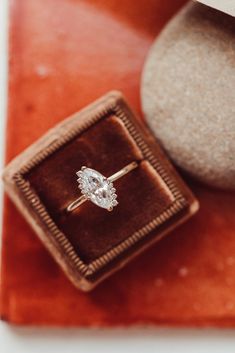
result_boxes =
[77,168,118,210]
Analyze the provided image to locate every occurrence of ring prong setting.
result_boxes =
[76,167,119,211]
[68,161,139,213]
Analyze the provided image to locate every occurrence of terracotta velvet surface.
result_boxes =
[1,0,235,326]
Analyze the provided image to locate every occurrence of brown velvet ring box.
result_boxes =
[2,91,199,291]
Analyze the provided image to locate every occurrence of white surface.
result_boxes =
[0,0,235,352]
[1,325,235,353]
[197,0,235,16]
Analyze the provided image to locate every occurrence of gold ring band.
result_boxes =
[67,161,139,212]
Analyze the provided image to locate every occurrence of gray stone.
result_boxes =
[141,2,235,190]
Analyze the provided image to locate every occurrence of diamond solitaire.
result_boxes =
[67,161,139,212]
[78,167,118,211]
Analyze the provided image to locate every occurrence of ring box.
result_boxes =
[2,91,199,291]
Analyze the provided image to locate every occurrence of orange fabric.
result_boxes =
[1,0,235,326]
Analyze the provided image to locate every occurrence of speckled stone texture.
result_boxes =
[142,2,235,190]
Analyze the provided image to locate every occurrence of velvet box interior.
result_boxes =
[3,92,198,290]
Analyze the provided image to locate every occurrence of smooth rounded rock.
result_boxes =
[141,2,235,190]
